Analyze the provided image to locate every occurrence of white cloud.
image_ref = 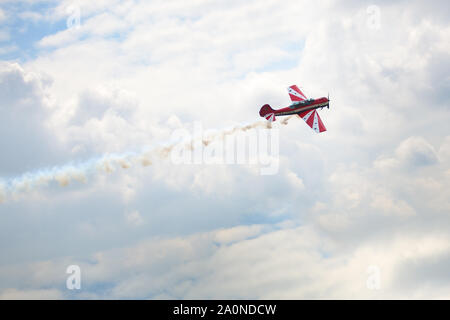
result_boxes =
[374,136,439,170]
[0,0,449,299]
[213,224,264,245]
[0,62,67,176]
[125,210,143,226]
[438,136,450,163]
[286,171,305,191]
[370,192,416,218]
[0,8,6,23]
[1,223,449,299]
[18,11,44,23]
[395,136,439,167]
[0,182,5,203]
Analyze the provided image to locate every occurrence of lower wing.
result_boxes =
[298,110,326,133]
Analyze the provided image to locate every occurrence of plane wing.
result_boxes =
[288,85,307,103]
[298,109,326,133]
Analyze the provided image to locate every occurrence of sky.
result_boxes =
[0,0,449,299]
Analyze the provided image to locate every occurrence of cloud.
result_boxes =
[0,0,449,300]
[0,182,5,203]
[374,136,439,170]
[438,136,450,163]
[0,288,63,300]
[0,8,6,23]
[395,136,439,167]
[125,210,143,226]
[1,223,449,299]
[286,171,305,191]
[0,62,67,176]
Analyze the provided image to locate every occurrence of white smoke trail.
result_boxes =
[0,117,296,203]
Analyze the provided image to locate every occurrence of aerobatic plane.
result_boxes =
[259,85,329,133]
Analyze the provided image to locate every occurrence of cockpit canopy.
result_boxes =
[289,98,314,108]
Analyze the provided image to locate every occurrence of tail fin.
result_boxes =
[259,104,276,122]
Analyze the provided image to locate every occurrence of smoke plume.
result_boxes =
[0,117,296,202]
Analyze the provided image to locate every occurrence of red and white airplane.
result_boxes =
[259,85,329,133]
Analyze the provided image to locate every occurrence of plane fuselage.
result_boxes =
[273,97,329,117]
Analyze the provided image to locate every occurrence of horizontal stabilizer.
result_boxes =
[265,113,276,122]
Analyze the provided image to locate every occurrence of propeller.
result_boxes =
[327,92,330,109]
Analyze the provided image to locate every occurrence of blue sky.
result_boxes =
[0,0,449,299]
[0,1,63,60]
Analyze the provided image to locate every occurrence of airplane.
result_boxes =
[259,85,329,133]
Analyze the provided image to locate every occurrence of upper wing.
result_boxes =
[298,109,326,133]
[288,85,308,103]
